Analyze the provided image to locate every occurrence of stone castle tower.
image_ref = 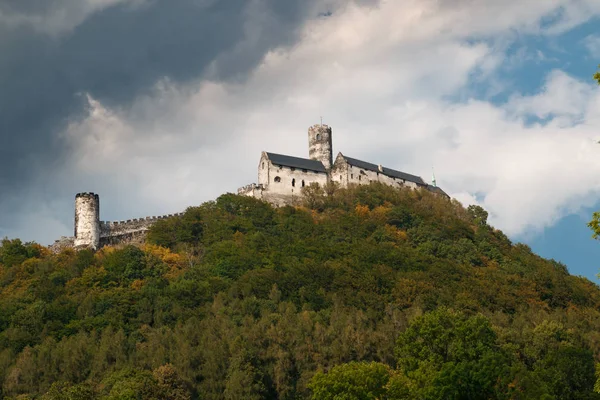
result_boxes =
[308,124,333,170]
[74,192,100,249]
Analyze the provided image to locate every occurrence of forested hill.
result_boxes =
[1,183,600,399]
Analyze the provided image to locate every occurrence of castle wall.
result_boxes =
[258,152,270,186]
[330,153,350,187]
[74,193,100,249]
[266,163,328,196]
[99,213,185,246]
[345,164,420,189]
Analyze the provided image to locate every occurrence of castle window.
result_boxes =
[351,174,354,179]
[262,162,265,169]
[340,175,342,181]
[316,134,321,140]
[359,175,361,181]
[274,176,281,183]
[302,180,305,187]
[292,178,296,187]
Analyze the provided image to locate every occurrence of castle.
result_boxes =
[237,123,447,205]
[51,124,447,251]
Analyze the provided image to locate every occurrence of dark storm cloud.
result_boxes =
[0,0,368,238]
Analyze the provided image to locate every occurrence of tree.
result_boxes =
[308,362,392,400]
[467,205,488,227]
[595,64,600,85]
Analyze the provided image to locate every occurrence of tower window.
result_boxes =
[340,175,342,180]
[274,176,281,183]
[316,134,321,140]
[262,162,265,169]
[302,180,305,187]
[292,178,296,187]
[351,174,353,179]
[359,175,361,181]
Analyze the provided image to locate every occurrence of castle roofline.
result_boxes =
[426,184,449,197]
[265,152,327,173]
[341,155,426,185]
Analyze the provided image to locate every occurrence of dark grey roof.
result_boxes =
[426,185,450,198]
[266,152,327,173]
[342,155,426,185]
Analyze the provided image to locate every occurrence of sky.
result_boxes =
[1,0,600,282]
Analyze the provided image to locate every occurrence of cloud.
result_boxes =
[584,34,600,58]
[3,0,600,244]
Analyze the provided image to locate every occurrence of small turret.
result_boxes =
[74,192,100,249]
[308,123,333,170]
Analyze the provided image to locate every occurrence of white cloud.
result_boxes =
[27,0,600,243]
[584,34,600,58]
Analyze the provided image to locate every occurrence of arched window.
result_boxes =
[316,134,321,140]
[292,178,296,187]
[359,175,361,181]
[274,176,281,183]
[302,180,305,187]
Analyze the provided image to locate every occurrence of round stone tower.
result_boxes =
[308,124,333,170]
[74,192,100,249]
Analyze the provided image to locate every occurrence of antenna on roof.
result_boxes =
[431,167,437,187]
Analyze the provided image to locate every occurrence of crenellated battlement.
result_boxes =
[76,192,99,199]
[99,212,184,227]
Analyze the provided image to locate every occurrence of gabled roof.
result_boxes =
[266,152,327,173]
[426,185,450,198]
[342,155,426,185]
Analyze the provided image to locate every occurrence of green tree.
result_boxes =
[41,381,95,400]
[309,362,392,400]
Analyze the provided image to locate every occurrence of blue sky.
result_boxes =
[481,17,600,282]
[1,0,600,284]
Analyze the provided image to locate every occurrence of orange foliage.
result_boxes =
[143,244,184,280]
[354,204,370,217]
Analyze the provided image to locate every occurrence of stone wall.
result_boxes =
[308,124,333,170]
[99,213,185,246]
[74,192,100,249]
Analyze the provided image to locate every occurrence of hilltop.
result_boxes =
[0,183,599,399]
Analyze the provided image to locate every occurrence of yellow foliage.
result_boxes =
[143,244,185,280]
[382,225,408,243]
[354,204,370,217]
[131,279,145,291]
[371,205,391,222]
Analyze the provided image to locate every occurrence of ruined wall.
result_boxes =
[308,124,333,170]
[74,192,100,249]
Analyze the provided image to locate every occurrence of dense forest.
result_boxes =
[1,183,600,399]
